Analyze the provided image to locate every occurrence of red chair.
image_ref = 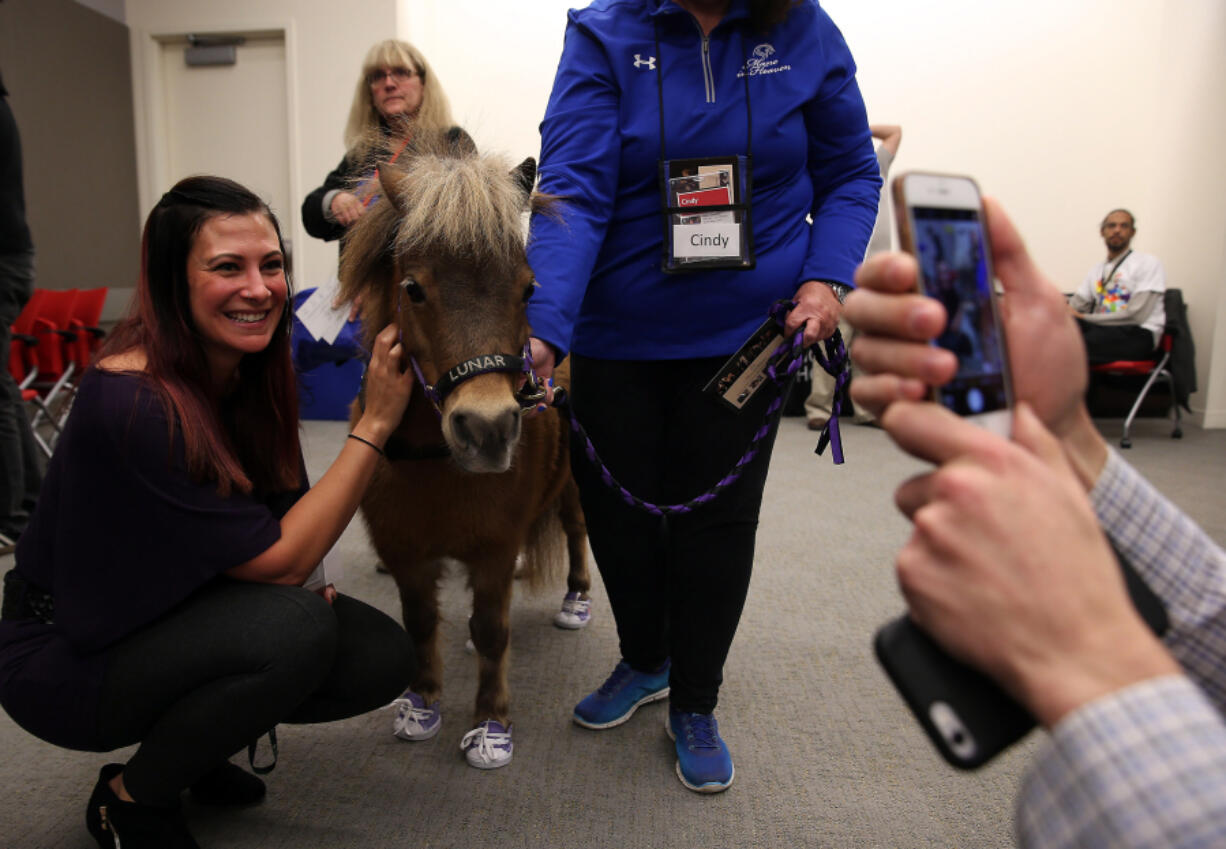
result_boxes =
[67,286,108,370]
[1090,331,1181,449]
[9,288,47,388]
[25,289,80,457]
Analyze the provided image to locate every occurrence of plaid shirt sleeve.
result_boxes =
[1092,449,1226,708]
[1016,450,1226,848]
[1017,676,1226,849]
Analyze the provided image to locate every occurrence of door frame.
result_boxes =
[128,20,303,255]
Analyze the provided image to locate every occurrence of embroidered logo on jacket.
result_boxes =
[633,54,656,70]
[737,43,792,77]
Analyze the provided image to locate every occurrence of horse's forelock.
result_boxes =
[390,152,526,273]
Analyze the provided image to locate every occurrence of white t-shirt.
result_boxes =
[1073,250,1166,340]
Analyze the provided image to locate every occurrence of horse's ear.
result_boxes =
[378,167,405,213]
[511,157,536,200]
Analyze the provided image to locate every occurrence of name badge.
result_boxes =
[658,154,755,273]
[673,223,741,258]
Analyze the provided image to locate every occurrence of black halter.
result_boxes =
[408,345,547,415]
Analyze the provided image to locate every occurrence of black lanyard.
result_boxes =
[1102,250,1132,286]
[652,19,753,161]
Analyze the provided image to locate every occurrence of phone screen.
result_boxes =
[911,207,1009,417]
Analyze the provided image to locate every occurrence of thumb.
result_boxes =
[983,197,1045,299]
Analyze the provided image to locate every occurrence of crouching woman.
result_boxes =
[0,176,415,848]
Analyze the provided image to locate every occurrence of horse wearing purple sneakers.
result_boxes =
[339,131,590,769]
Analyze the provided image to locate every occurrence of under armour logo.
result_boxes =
[633,54,656,70]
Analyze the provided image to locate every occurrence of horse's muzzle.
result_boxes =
[446,404,522,473]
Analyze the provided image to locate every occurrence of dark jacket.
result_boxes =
[300,125,475,243]
[0,71,34,256]
[1165,288,1197,410]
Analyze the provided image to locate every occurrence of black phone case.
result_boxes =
[874,544,1170,769]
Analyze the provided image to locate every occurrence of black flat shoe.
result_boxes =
[189,761,266,806]
[85,763,200,848]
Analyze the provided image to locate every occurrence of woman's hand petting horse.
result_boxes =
[355,323,415,444]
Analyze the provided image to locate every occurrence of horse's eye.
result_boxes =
[401,277,426,303]
[522,281,537,304]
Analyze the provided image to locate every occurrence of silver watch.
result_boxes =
[820,281,852,304]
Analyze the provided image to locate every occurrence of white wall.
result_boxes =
[125,0,1226,424]
[1143,0,1226,427]
[823,0,1226,425]
[397,0,574,163]
[124,0,398,296]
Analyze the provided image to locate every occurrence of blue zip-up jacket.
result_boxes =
[526,0,881,360]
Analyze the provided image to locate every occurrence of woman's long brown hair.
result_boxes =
[100,176,301,496]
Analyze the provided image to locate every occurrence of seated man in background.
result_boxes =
[845,198,1226,849]
[1070,208,1165,363]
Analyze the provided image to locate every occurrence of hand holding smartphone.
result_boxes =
[875,175,1169,769]
[893,173,1012,435]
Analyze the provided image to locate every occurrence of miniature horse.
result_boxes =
[339,134,589,768]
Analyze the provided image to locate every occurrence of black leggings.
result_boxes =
[94,581,413,805]
[569,355,784,714]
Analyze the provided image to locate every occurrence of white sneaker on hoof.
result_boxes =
[553,591,592,629]
[460,720,513,769]
[391,689,441,741]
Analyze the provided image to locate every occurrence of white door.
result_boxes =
[158,34,293,253]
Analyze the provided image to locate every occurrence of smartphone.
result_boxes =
[893,173,1012,436]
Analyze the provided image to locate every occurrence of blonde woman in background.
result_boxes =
[302,39,471,244]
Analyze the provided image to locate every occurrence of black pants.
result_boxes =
[1077,319,1158,364]
[94,581,413,805]
[569,355,784,714]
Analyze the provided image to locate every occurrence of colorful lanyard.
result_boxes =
[360,135,412,208]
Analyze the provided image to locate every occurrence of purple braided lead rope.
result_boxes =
[809,329,849,464]
[558,300,849,517]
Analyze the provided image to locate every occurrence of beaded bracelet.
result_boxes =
[347,432,385,457]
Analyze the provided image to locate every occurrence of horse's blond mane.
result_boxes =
[339,130,550,342]
[391,149,526,271]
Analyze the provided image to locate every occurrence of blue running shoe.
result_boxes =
[666,708,734,793]
[572,659,670,729]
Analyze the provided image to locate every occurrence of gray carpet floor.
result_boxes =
[2,413,1222,848]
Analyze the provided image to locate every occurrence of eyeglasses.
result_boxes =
[367,67,419,86]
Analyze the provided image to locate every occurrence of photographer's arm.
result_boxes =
[847,197,1226,849]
